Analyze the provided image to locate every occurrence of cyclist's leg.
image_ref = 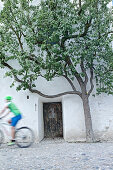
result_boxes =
[11,126,15,140]
[11,115,22,139]
[8,125,15,145]
[8,119,11,124]
[8,115,22,145]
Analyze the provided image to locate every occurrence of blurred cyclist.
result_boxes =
[0,96,22,145]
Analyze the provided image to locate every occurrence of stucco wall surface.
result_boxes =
[0,69,39,142]
[62,94,113,142]
[0,1,113,142]
[0,68,113,142]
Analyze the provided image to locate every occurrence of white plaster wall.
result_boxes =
[0,69,39,142]
[37,99,44,142]
[62,95,86,142]
[90,94,113,141]
[0,1,113,142]
[62,93,113,142]
[0,66,113,142]
[0,1,3,11]
[34,76,79,95]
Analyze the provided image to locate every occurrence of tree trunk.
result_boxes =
[82,94,95,142]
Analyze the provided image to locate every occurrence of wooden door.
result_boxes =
[43,102,63,138]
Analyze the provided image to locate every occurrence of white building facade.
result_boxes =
[0,67,113,142]
[0,1,113,143]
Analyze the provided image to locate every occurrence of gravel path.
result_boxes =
[0,139,113,170]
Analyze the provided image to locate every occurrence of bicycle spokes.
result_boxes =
[15,127,34,148]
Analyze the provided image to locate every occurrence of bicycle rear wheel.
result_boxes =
[15,127,34,148]
[0,129,4,146]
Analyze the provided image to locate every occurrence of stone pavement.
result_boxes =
[0,138,113,170]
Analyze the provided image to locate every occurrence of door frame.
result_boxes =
[43,102,64,138]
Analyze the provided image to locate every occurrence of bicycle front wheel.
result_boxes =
[0,129,4,146]
[15,127,34,148]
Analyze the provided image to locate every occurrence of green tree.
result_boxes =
[0,0,113,142]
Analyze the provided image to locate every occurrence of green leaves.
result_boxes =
[0,0,112,95]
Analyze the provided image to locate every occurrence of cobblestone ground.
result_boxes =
[0,139,113,170]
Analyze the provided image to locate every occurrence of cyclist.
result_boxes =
[0,96,22,145]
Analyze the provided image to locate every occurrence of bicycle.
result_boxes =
[0,117,34,148]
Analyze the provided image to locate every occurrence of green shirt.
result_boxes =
[8,102,21,116]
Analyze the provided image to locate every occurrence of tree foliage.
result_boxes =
[0,0,113,142]
[0,0,112,95]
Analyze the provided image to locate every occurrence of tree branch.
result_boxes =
[2,62,24,83]
[29,87,76,98]
[66,58,84,88]
[63,75,82,97]
[79,0,81,8]
[2,62,77,98]
[102,31,113,37]
[61,17,92,46]
[88,67,94,96]
[10,25,24,51]
[80,60,88,85]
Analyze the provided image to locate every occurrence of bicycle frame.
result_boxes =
[0,119,11,137]
[0,118,34,148]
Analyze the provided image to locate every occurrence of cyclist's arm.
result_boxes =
[0,106,8,115]
[1,110,10,118]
